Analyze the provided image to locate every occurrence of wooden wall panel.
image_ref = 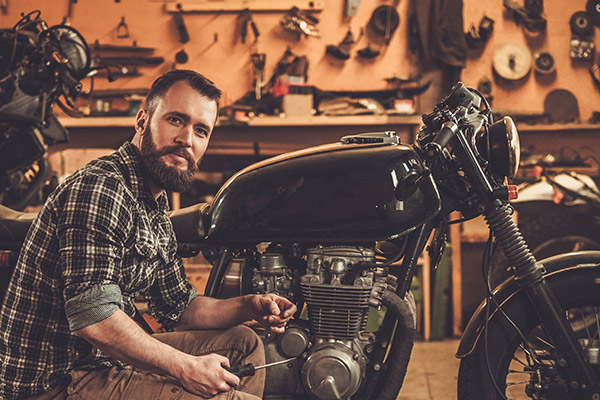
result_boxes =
[1,1,598,121]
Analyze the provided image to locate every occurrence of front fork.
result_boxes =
[485,201,600,397]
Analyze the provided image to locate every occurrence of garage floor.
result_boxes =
[398,338,461,400]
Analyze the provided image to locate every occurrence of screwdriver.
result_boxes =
[225,357,296,378]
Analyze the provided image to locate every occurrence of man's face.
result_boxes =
[138,81,217,192]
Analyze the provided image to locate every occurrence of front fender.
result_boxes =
[456,251,600,358]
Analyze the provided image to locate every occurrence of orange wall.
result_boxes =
[2,1,599,121]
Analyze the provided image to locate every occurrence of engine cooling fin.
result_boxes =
[300,283,371,340]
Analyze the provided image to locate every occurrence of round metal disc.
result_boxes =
[534,51,556,74]
[492,42,532,80]
[570,11,594,36]
[544,89,579,123]
[587,0,600,26]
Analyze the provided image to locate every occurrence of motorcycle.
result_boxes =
[490,162,600,287]
[3,79,600,399]
[170,83,600,400]
[0,11,92,210]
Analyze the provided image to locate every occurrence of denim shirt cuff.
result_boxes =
[64,283,123,331]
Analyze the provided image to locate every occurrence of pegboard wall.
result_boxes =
[2,0,600,122]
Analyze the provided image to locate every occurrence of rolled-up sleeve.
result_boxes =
[64,283,123,331]
[57,174,133,330]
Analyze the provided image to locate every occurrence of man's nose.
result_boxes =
[174,126,193,147]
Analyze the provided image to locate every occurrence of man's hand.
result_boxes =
[249,293,297,333]
[178,353,240,398]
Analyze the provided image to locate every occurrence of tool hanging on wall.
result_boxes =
[91,40,158,81]
[477,78,493,104]
[326,30,355,60]
[544,89,579,123]
[175,49,188,64]
[62,0,76,24]
[367,3,400,45]
[97,56,165,66]
[589,61,600,91]
[465,15,494,50]
[587,0,600,25]
[345,0,360,18]
[280,6,319,39]
[492,41,532,80]
[569,11,595,61]
[92,40,155,53]
[534,50,555,75]
[173,3,190,44]
[503,0,546,33]
[357,43,380,59]
[116,17,130,39]
[239,9,260,43]
[251,52,266,100]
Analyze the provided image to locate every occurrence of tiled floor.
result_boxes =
[399,338,461,400]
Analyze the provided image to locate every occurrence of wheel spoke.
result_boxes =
[595,306,600,341]
[533,335,555,351]
[506,380,530,386]
[578,308,593,341]
[518,342,539,366]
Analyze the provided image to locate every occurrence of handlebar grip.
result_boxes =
[432,121,458,148]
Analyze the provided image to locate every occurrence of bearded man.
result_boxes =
[0,70,296,400]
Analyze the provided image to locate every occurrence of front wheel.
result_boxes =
[458,274,600,399]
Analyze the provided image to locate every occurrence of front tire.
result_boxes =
[458,270,600,399]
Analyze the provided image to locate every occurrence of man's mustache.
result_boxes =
[150,145,196,169]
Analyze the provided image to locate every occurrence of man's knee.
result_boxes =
[227,325,263,359]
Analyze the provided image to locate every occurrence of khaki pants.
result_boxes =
[26,325,265,400]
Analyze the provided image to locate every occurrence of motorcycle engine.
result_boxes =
[248,245,387,400]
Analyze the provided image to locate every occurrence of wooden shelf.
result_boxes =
[516,122,600,132]
[58,114,423,129]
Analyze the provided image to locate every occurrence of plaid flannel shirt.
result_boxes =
[0,142,196,399]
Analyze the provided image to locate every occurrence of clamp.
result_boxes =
[240,9,260,44]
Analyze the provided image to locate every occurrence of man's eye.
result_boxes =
[195,128,208,137]
[168,116,182,124]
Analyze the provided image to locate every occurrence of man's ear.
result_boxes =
[135,109,148,135]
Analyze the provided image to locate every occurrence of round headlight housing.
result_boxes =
[475,116,520,179]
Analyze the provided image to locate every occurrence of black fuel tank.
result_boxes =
[205,138,441,243]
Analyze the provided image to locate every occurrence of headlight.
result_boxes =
[475,116,520,178]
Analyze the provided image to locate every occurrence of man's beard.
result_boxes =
[139,125,200,192]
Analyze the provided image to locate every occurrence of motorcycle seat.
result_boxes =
[0,204,37,243]
[0,202,209,246]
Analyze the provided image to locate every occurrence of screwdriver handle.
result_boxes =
[224,363,255,378]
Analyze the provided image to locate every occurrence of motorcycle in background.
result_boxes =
[0,11,91,210]
[490,157,600,287]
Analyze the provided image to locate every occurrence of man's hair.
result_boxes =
[143,69,222,118]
